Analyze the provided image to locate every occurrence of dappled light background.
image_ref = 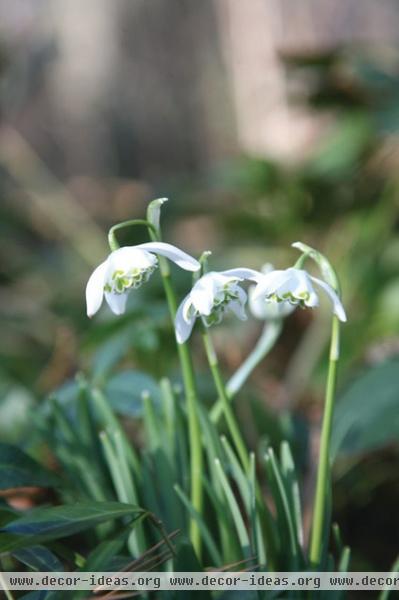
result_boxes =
[1,0,399,574]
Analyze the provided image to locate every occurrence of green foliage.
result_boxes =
[0,443,59,490]
[332,359,399,458]
[0,502,145,552]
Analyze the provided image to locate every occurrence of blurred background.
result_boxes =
[1,0,399,575]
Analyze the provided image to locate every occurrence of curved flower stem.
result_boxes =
[210,320,283,424]
[309,315,340,566]
[201,328,249,471]
[108,219,157,251]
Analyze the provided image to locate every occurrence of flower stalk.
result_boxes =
[146,200,203,557]
[291,242,344,565]
[159,260,204,556]
[102,210,204,557]
[309,314,340,565]
[201,327,249,471]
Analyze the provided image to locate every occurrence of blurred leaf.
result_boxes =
[80,533,128,571]
[104,370,161,417]
[264,448,300,568]
[0,506,18,528]
[174,484,222,566]
[332,359,399,458]
[0,502,144,552]
[92,332,133,378]
[0,442,59,490]
[307,113,373,178]
[12,545,64,571]
[214,458,251,559]
[173,542,213,600]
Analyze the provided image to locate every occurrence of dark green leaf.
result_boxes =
[13,546,64,571]
[0,443,59,490]
[0,502,144,553]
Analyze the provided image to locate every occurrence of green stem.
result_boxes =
[309,316,340,565]
[160,263,203,557]
[108,219,156,251]
[201,328,249,471]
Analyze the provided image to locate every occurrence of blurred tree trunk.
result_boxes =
[214,0,399,161]
[49,0,236,181]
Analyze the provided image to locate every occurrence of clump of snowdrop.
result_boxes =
[86,242,200,317]
[175,268,259,343]
[251,266,347,322]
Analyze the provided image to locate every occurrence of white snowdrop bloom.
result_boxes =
[251,267,347,322]
[86,242,200,317]
[175,268,259,343]
[248,263,295,320]
[249,285,295,320]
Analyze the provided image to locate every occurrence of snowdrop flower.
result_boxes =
[175,268,259,343]
[251,267,347,322]
[86,242,200,317]
[248,264,295,320]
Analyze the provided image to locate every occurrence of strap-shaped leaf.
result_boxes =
[0,502,145,553]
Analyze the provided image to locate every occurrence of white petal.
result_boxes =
[251,279,271,303]
[249,284,295,319]
[181,294,194,322]
[175,295,196,343]
[104,291,129,315]
[275,268,313,299]
[235,285,248,305]
[136,242,200,271]
[251,270,291,301]
[248,285,267,319]
[228,300,247,321]
[86,260,108,317]
[219,268,262,282]
[109,246,156,272]
[311,276,347,322]
[190,279,215,315]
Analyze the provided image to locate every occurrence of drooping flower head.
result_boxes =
[86,242,200,317]
[248,263,295,320]
[251,267,347,322]
[175,268,259,343]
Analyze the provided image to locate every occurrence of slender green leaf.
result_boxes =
[220,435,250,509]
[0,502,145,553]
[174,484,222,566]
[249,453,267,568]
[214,458,251,559]
[280,441,304,549]
[264,449,298,565]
